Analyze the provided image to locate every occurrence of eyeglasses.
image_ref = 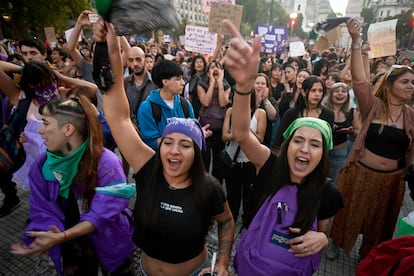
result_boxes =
[385,64,413,80]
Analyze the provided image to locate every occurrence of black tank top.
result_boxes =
[333,108,354,146]
[365,123,409,160]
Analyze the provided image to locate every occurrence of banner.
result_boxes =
[368,19,398,59]
[254,24,288,54]
[184,25,217,55]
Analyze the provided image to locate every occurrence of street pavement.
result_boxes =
[1,182,413,276]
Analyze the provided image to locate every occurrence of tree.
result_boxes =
[0,0,90,39]
[237,0,289,37]
[361,7,375,24]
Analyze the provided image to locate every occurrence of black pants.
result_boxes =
[0,170,18,202]
[225,161,255,223]
[203,129,225,182]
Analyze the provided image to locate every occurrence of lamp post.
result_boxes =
[289,12,298,41]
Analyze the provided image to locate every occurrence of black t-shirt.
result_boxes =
[271,82,285,102]
[133,156,226,263]
[244,153,343,228]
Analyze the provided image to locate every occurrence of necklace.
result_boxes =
[389,108,403,128]
[390,102,403,106]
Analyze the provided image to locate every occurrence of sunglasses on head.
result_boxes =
[385,64,413,79]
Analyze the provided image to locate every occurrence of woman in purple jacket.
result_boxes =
[11,95,136,275]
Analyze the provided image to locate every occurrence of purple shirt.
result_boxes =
[24,149,136,274]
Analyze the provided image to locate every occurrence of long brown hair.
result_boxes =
[375,65,414,121]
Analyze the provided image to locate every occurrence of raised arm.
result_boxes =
[222,20,270,172]
[94,19,154,173]
[54,70,98,100]
[0,61,22,105]
[67,10,92,68]
[347,18,374,118]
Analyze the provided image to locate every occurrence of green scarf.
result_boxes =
[42,140,89,199]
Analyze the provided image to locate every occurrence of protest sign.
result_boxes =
[44,27,57,42]
[185,25,217,55]
[313,36,329,53]
[289,41,306,57]
[254,24,288,54]
[208,2,243,34]
[368,19,398,59]
[203,0,235,13]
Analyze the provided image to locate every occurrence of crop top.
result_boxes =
[133,156,226,263]
[365,123,409,160]
[333,108,354,146]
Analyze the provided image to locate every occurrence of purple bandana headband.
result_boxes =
[162,117,206,151]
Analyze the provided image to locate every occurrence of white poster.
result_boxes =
[184,25,217,55]
[289,41,306,57]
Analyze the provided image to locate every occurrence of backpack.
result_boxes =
[234,184,321,276]
[356,236,414,276]
[150,96,190,124]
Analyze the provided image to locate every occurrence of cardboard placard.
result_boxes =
[326,26,341,44]
[367,19,398,59]
[184,25,217,55]
[313,36,329,53]
[203,0,235,13]
[44,27,57,42]
[208,2,243,34]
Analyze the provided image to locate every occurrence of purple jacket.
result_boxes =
[24,149,136,275]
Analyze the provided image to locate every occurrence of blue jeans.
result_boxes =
[329,142,350,182]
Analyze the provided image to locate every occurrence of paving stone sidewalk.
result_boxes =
[1,185,413,276]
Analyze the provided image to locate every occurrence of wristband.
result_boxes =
[351,44,361,50]
[63,231,67,241]
[234,88,253,96]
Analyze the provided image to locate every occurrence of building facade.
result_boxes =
[174,0,209,26]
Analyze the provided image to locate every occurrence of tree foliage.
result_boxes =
[0,0,90,39]
[237,0,289,37]
[360,8,414,49]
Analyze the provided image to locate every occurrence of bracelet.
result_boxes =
[234,88,253,96]
[63,231,67,241]
[351,44,361,50]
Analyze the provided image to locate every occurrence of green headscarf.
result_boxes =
[283,117,333,150]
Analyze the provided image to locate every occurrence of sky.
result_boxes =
[329,0,349,16]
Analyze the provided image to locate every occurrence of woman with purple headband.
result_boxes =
[94,20,234,276]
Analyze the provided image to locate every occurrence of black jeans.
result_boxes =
[0,170,18,202]
[224,161,255,223]
[203,129,225,181]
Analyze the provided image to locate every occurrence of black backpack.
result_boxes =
[150,96,190,124]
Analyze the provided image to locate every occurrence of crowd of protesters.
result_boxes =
[0,11,413,275]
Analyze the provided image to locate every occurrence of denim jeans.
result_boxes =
[329,142,350,182]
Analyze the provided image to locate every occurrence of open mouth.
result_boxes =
[168,159,180,170]
[295,157,309,171]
